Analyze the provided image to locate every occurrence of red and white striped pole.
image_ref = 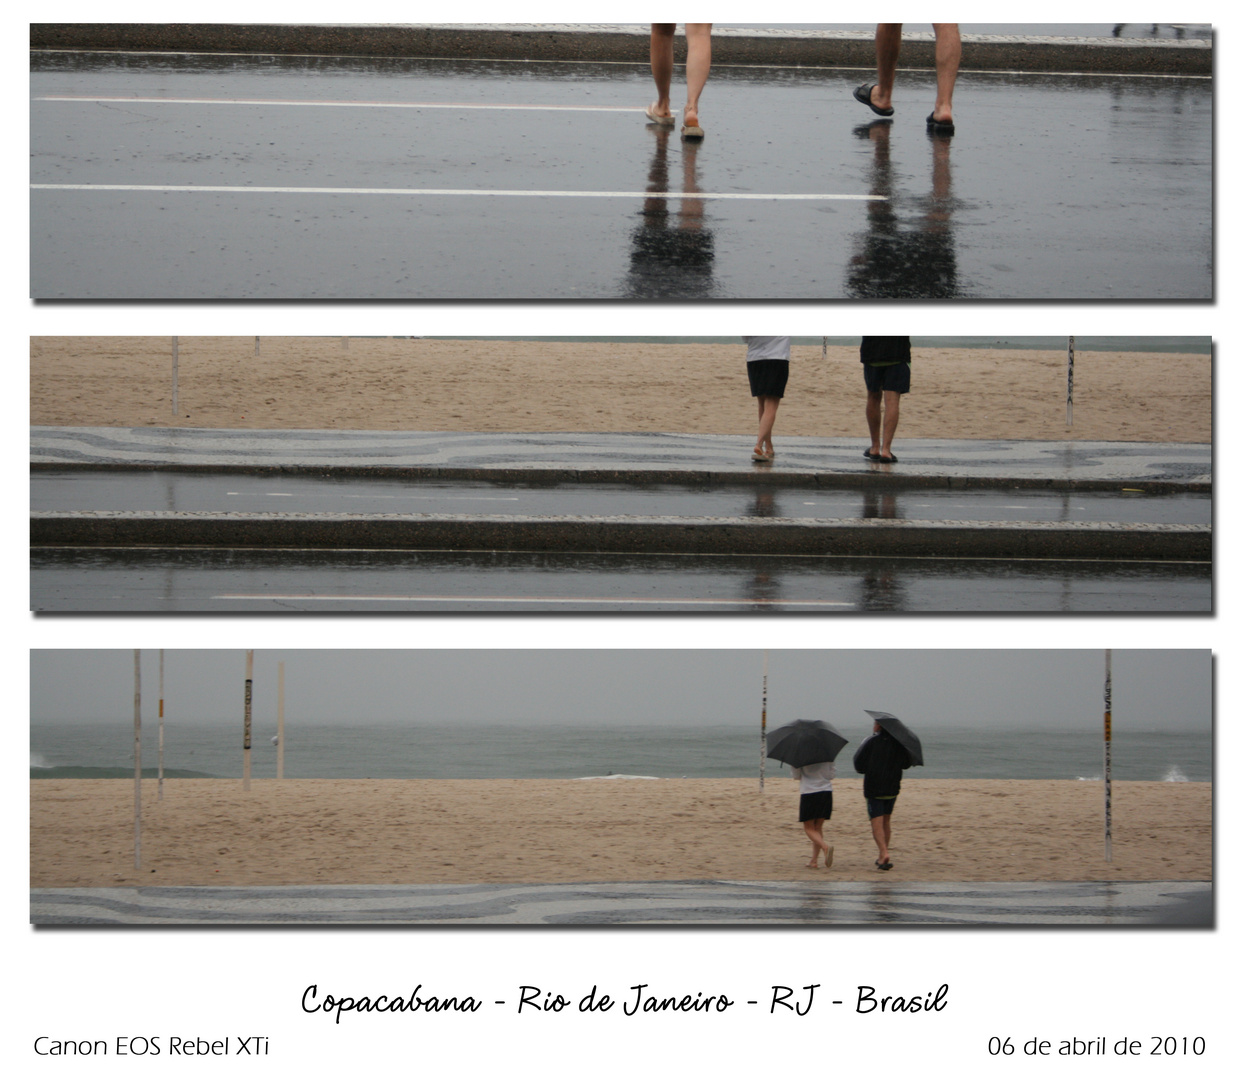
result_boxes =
[1103,649,1112,862]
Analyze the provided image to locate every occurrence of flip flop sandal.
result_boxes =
[853,83,894,117]
[644,105,675,126]
[925,112,955,134]
[681,124,705,140]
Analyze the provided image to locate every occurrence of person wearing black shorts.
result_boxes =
[742,336,791,462]
[861,336,911,464]
[852,721,913,870]
[791,761,835,868]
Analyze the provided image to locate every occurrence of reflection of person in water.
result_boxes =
[645,24,712,139]
[845,120,961,298]
[624,127,716,299]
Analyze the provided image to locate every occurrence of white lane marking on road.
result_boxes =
[34,95,645,113]
[214,594,855,606]
[227,493,523,502]
[31,184,882,201]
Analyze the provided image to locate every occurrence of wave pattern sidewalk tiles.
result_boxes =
[30,428,1212,487]
[31,881,1212,926]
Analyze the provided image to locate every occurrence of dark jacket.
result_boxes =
[860,336,911,365]
[852,731,912,798]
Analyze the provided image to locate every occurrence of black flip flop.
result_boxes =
[863,449,879,460]
[925,112,955,134]
[877,452,898,464]
[853,84,894,117]
[875,859,893,871]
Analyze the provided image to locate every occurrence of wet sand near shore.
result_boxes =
[29,338,1210,444]
[30,777,1211,888]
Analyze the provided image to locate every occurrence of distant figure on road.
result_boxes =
[791,761,835,868]
[853,24,961,134]
[646,24,712,139]
[742,336,791,462]
[861,336,911,464]
[852,721,913,870]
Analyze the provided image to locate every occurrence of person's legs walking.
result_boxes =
[871,813,891,867]
[756,395,780,458]
[879,390,901,460]
[871,24,902,111]
[683,24,712,128]
[648,24,676,123]
[931,24,961,125]
[865,388,883,456]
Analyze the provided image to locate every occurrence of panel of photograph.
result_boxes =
[30,649,1212,927]
[29,23,1212,300]
[30,335,1211,613]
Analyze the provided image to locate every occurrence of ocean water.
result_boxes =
[30,721,1211,783]
[421,336,1210,354]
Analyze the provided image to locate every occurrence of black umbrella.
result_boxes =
[766,719,849,769]
[864,710,923,767]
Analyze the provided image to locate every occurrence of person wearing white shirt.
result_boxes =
[790,760,835,868]
[742,336,791,463]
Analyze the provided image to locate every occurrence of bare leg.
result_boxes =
[872,24,902,111]
[649,24,676,120]
[756,396,780,456]
[879,390,901,459]
[865,389,883,455]
[803,818,830,867]
[682,23,713,129]
[931,24,960,124]
[871,815,890,865]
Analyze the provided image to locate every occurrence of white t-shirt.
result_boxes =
[742,336,791,362]
[791,762,835,793]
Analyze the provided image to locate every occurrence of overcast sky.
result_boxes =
[30,650,1212,733]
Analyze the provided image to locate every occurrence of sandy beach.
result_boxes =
[30,777,1211,888]
[29,338,1210,444]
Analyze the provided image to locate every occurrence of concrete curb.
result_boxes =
[31,511,1213,561]
[30,24,1213,76]
[26,461,1211,495]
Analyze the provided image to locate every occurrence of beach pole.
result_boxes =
[822,336,827,362]
[1104,649,1112,862]
[1066,336,1075,428]
[158,648,165,801]
[759,650,769,792]
[243,650,254,791]
[277,661,285,781]
[133,650,142,869]
[254,336,260,356]
[171,336,179,416]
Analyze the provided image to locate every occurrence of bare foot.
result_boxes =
[645,103,675,125]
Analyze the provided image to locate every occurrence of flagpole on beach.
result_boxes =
[133,650,142,870]
[1104,649,1112,862]
[759,650,769,792]
[277,661,285,781]
[243,650,254,791]
[158,648,165,801]
[1067,337,1075,428]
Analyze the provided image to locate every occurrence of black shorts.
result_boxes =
[747,359,789,399]
[866,796,897,820]
[863,362,911,395]
[798,790,832,821]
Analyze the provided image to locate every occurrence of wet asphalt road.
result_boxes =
[31,547,1211,613]
[30,471,1213,524]
[30,52,1212,299]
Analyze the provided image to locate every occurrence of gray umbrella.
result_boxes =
[766,719,849,769]
[864,710,924,767]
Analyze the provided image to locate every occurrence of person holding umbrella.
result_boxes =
[853,710,923,871]
[766,719,849,870]
[792,761,836,868]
